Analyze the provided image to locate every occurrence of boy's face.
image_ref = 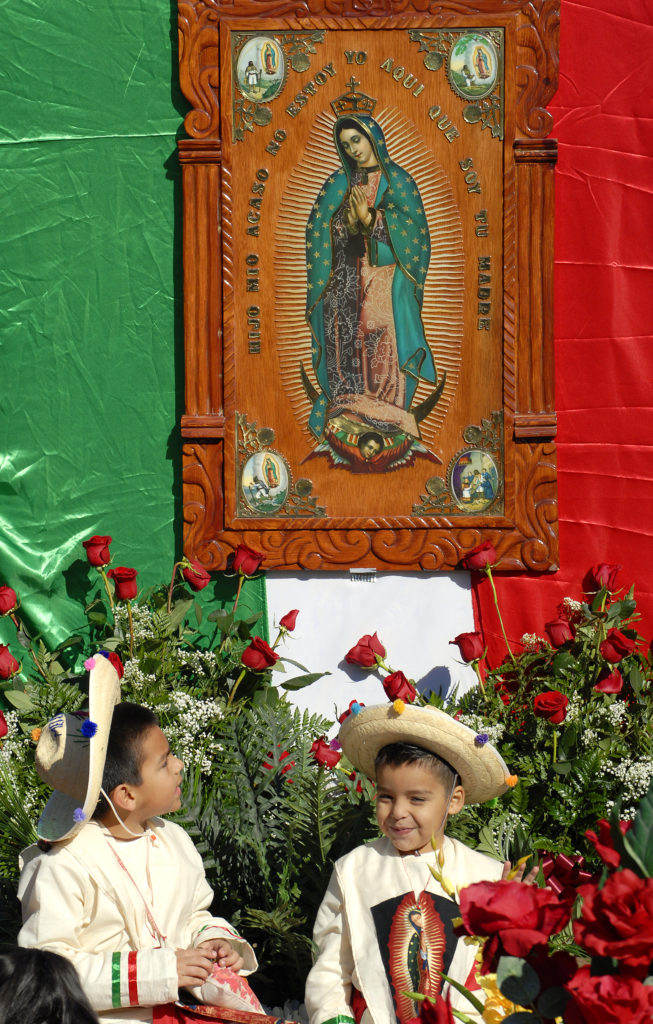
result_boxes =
[128,725,184,824]
[375,760,464,856]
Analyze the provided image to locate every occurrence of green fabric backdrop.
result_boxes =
[0,1,266,654]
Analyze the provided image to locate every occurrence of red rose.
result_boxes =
[0,711,8,739]
[545,616,575,648]
[348,771,363,793]
[82,535,112,567]
[573,869,653,970]
[593,668,623,694]
[232,544,264,576]
[458,879,572,973]
[345,632,385,668]
[107,566,138,601]
[182,560,211,592]
[382,670,416,703]
[585,818,632,869]
[0,645,19,680]
[0,586,18,616]
[417,994,455,1024]
[98,650,124,680]
[450,631,485,662]
[533,689,569,724]
[599,628,636,663]
[279,609,299,631]
[564,966,653,1024]
[311,737,341,768]
[585,562,621,593]
[241,636,279,671]
[461,541,497,571]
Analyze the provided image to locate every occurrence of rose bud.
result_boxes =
[82,535,112,567]
[585,562,621,593]
[593,668,623,694]
[0,645,19,680]
[599,627,636,663]
[450,631,485,662]
[107,566,138,601]
[232,544,264,576]
[545,616,575,648]
[311,736,341,768]
[382,670,416,703]
[182,560,211,592]
[0,586,18,616]
[279,609,299,631]
[241,636,279,671]
[345,632,385,668]
[461,542,497,571]
[533,689,569,724]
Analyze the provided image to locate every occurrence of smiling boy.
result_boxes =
[305,703,517,1024]
[18,657,257,1023]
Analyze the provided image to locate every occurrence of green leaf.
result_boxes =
[4,690,34,712]
[621,777,653,875]
[240,612,262,627]
[537,985,569,1018]
[439,972,485,1014]
[552,761,572,775]
[281,672,327,691]
[207,609,234,630]
[628,663,643,695]
[194,601,203,627]
[168,597,194,631]
[496,956,540,1005]
[552,651,575,675]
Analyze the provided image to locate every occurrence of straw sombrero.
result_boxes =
[35,654,121,842]
[339,703,510,805]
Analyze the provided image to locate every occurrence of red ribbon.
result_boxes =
[539,850,596,898]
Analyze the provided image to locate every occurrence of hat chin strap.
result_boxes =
[100,788,145,838]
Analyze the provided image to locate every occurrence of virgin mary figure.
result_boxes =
[304,114,440,460]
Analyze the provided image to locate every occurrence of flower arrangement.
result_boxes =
[413,777,653,1023]
[340,548,653,872]
[0,536,377,1002]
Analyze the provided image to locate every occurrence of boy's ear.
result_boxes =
[447,784,465,816]
[109,783,137,812]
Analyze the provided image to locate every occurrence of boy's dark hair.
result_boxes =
[375,742,461,790]
[0,947,99,1024]
[93,702,158,818]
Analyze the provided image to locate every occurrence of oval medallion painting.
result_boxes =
[447,34,498,101]
[450,449,499,512]
[236,36,286,104]
[241,451,290,514]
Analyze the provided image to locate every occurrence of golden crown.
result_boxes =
[330,76,377,118]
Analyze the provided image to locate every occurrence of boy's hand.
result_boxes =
[197,938,245,973]
[502,859,540,885]
[176,946,216,988]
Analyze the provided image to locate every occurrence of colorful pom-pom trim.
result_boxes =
[474,733,489,746]
[393,699,406,714]
[31,727,42,743]
[81,719,98,739]
[351,702,363,715]
[505,775,519,787]
[73,808,87,823]
[84,657,96,670]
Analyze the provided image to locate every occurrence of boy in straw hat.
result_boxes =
[17,655,259,1023]
[305,702,531,1024]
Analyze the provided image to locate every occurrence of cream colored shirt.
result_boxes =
[18,817,257,1023]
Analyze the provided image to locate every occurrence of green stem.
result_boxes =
[227,668,246,706]
[232,574,245,616]
[485,564,516,666]
[99,567,115,616]
[271,628,284,651]
[10,613,48,681]
[472,659,486,695]
[552,728,558,764]
[167,561,182,614]
[127,601,134,658]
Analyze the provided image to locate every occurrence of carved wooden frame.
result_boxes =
[178,0,559,571]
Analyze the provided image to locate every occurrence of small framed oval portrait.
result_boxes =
[450,449,500,512]
[447,33,498,101]
[235,36,286,104]
[240,450,290,514]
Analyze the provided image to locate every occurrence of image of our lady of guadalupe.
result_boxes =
[304,114,444,473]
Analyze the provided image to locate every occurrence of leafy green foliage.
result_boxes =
[447,582,653,870]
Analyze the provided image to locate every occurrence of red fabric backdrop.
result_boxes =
[475,0,653,661]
